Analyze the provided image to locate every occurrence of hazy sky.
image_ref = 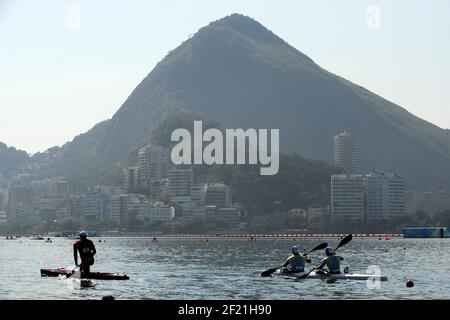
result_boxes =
[1,0,449,154]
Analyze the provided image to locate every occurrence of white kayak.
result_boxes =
[274,270,388,281]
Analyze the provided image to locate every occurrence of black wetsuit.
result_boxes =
[73,239,96,273]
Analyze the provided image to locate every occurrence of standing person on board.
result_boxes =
[73,231,97,273]
[316,246,344,274]
[281,246,311,273]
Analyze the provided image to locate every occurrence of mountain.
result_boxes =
[35,13,450,191]
[0,142,29,179]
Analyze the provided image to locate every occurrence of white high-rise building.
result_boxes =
[138,145,168,190]
[334,131,359,174]
[145,202,175,222]
[331,174,365,221]
[366,171,406,220]
[168,168,193,197]
[82,192,110,221]
[110,194,146,223]
[110,194,131,223]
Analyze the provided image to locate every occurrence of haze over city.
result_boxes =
[1,0,449,154]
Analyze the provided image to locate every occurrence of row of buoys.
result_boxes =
[89,233,404,239]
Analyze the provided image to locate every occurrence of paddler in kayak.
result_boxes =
[73,231,97,273]
[316,246,344,275]
[281,246,311,274]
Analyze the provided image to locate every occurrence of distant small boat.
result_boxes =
[30,236,45,240]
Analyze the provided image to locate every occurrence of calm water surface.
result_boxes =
[1,237,449,300]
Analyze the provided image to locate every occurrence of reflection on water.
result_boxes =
[1,237,450,300]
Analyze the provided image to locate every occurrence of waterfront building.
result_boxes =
[69,195,83,221]
[182,202,207,221]
[110,194,174,224]
[37,195,67,220]
[138,145,169,191]
[206,207,240,227]
[110,194,130,223]
[331,174,365,221]
[123,166,140,193]
[8,186,36,207]
[168,168,193,197]
[82,192,110,221]
[366,171,406,220]
[333,131,359,174]
[142,202,175,223]
[190,184,206,206]
[204,183,231,208]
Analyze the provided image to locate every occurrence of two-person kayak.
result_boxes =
[261,235,388,281]
[273,269,388,281]
[40,268,129,280]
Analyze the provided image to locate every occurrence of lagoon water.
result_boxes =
[0,237,449,300]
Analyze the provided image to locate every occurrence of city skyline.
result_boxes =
[1,0,450,153]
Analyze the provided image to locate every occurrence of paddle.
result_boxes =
[66,266,80,279]
[299,234,353,280]
[260,242,328,277]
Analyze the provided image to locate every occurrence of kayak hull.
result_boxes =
[40,268,129,280]
[274,270,387,281]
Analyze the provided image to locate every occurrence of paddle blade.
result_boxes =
[67,266,80,279]
[261,266,281,277]
[334,234,353,252]
[307,242,328,254]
